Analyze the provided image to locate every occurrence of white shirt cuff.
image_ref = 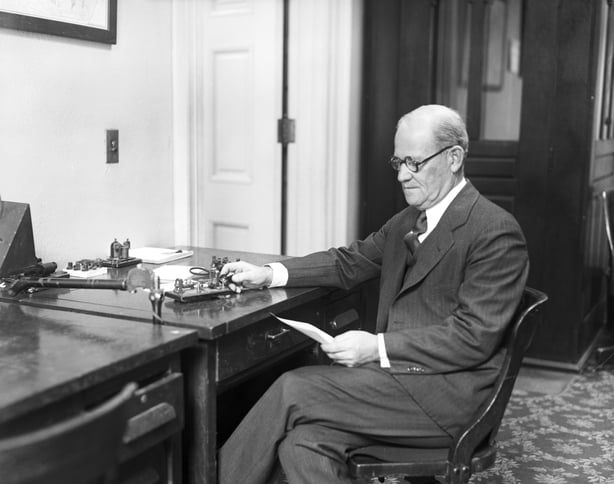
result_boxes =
[377,333,391,368]
[265,262,288,287]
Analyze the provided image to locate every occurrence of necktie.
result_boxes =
[403,211,427,265]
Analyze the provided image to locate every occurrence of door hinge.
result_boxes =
[278,117,296,145]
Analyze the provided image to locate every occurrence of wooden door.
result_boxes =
[361,0,609,367]
[361,0,523,235]
[175,0,363,257]
[196,0,283,253]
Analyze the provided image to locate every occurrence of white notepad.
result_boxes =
[130,247,193,264]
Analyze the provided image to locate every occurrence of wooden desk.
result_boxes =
[1,247,364,484]
[0,302,197,483]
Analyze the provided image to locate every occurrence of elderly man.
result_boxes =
[218,104,529,483]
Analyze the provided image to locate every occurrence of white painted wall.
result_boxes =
[1,0,363,268]
[0,1,175,268]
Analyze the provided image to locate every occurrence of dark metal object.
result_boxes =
[8,262,58,278]
[7,277,127,296]
[0,201,39,278]
[102,238,141,268]
[6,268,165,325]
[165,255,240,303]
[278,117,295,145]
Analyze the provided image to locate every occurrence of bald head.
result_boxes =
[397,105,469,154]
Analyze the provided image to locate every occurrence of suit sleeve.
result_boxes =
[281,216,396,289]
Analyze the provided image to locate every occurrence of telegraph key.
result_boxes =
[165,255,241,303]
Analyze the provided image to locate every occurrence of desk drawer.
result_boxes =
[217,309,319,382]
[120,372,184,460]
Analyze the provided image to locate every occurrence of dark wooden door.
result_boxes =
[360,0,609,367]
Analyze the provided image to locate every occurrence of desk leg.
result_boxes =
[184,342,217,484]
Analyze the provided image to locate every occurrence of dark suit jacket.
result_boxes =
[282,182,529,435]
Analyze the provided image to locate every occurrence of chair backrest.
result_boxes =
[0,382,136,484]
[447,287,548,469]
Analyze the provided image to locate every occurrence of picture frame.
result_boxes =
[0,0,117,45]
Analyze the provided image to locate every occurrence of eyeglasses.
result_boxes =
[389,145,455,173]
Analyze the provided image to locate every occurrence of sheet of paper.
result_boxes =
[271,314,334,344]
[130,247,194,264]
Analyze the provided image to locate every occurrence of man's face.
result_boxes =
[393,118,457,211]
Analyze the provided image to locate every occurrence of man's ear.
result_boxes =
[448,146,464,173]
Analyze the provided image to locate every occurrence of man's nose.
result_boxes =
[397,164,413,182]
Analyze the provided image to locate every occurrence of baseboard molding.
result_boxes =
[523,330,603,372]
[522,357,585,373]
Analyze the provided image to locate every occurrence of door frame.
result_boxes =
[172,0,363,256]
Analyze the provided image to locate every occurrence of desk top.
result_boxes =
[0,248,326,340]
[0,302,197,424]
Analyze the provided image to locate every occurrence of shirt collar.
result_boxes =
[423,178,467,236]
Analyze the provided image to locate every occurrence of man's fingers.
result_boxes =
[222,260,254,275]
[227,282,242,293]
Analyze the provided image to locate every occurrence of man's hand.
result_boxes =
[320,330,379,367]
[220,261,273,293]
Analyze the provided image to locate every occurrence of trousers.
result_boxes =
[217,364,451,484]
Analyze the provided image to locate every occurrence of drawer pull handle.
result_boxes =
[265,328,291,341]
[123,402,176,444]
[329,309,359,331]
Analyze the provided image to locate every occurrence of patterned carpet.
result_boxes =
[361,367,614,484]
[469,367,614,484]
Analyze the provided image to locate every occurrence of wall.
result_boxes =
[0,1,175,268]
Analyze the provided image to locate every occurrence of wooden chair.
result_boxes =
[0,382,136,484]
[348,287,548,484]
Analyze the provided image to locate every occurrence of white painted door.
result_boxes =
[196,0,282,253]
[172,0,363,256]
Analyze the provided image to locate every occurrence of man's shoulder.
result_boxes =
[463,194,526,243]
[472,193,518,222]
[456,182,518,221]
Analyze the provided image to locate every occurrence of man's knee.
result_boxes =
[278,425,323,464]
[273,366,327,404]
[278,425,350,481]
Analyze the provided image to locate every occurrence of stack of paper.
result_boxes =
[130,247,193,264]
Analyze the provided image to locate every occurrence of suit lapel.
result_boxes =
[400,182,480,292]
[375,208,420,331]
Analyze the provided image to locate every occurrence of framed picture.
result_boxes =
[0,0,117,44]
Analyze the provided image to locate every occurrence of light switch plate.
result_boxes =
[106,129,119,163]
